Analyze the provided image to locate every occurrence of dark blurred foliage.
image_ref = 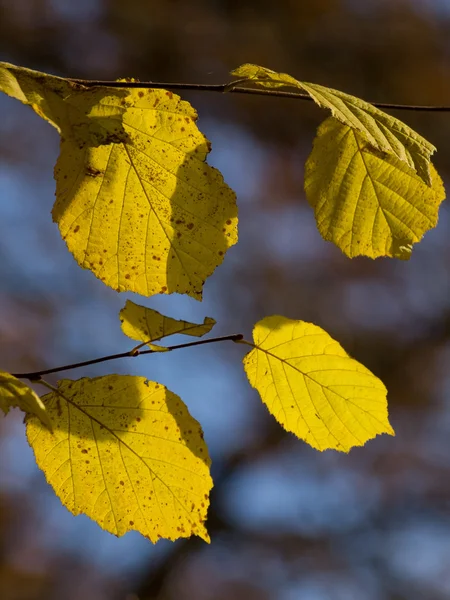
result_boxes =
[1,0,450,599]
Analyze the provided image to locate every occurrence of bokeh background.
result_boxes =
[1,1,450,598]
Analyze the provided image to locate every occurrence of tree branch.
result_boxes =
[69,77,450,112]
[12,333,244,380]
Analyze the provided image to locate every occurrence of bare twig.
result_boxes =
[69,76,450,112]
[12,333,244,380]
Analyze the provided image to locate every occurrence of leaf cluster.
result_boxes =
[1,60,444,542]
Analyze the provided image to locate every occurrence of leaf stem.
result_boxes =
[233,338,255,348]
[69,77,450,112]
[12,334,245,380]
[35,378,58,394]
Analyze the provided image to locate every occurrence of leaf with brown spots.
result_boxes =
[26,375,212,542]
[120,299,215,349]
[0,61,238,299]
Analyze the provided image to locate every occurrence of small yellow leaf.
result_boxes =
[0,371,52,431]
[0,62,75,131]
[231,64,435,184]
[304,117,446,259]
[0,62,238,299]
[242,316,394,452]
[26,375,212,542]
[120,300,215,348]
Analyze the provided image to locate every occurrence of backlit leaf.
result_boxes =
[0,371,52,431]
[26,375,212,542]
[304,117,445,259]
[231,63,435,184]
[0,62,238,299]
[120,300,215,349]
[242,315,394,452]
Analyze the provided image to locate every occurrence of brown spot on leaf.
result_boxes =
[165,91,173,99]
[187,223,194,230]
[138,91,144,98]
[73,225,80,233]
[86,166,102,178]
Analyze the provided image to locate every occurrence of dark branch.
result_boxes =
[69,77,450,112]
[12,334,244,380]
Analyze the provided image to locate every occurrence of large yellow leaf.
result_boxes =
[0,62,238,299]
[242,316,394,452]
[0,371,52,431]
[120,300,215,349]
[304,117,445,259]
[26,375,212,542]
[231,64,435,184]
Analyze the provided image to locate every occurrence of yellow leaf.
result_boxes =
[231,64,435,184]
[26,375,212,542]
[304,117,445,259]
[0,62,75,131]
[0,371,52,431]
[120,300,215,348]
[242,316,394,452]
[0,62,238,299]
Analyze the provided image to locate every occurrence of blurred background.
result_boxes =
[1,0,450,598]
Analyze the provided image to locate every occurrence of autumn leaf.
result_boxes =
[0,371,52,431]
[26,375,212,542]
[0,62,238,300]
[304,117,445,259]
[120,300,215,349]
[242,316,394,452]
[231,63,435,184]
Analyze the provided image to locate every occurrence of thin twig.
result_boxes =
[12,334,244,380]
[69,77,450,112]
